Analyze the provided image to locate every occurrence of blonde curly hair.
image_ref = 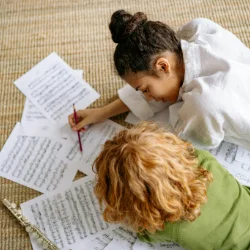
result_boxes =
[93,122,213,233]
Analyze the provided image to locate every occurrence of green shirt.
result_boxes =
[138,150,250,250]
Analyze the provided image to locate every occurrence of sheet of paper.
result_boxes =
[0,122,78,193]
[18,120,124,177]
[132,238,184,250]
[15,52,99,127]
[235,146,250,164]
[208,141,250,186]
[21,176,118,250]
[21,99,50,124]
[104,239,127,250]
[225,161,250,186]
[110,227,137,250]
[125,108,173,131]
[74,226,136,250]
[209,141,238,164]
[21,70,84,124]
[62,120,124,176]
[74,233,113,250]
[18,121,69,139]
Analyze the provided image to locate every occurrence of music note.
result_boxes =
[20,176,119,250]
[15,53,99,128]
[0,123,78,193]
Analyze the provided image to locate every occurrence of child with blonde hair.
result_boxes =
[93,122,250,250]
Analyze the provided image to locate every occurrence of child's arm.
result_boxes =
[172,89,225,149]
[118,84,170,120]
[68,98,129,131]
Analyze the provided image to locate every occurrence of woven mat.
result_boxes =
[0,0,249,249]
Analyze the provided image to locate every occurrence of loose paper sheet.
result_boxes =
[209,141,250,186]
[0,123,78,193]
[132,238,184,250]
[16,119,124,178]
[18,121,69,139]
[74,233,113,250]
[104,239,127,250]
[21,70,84,124]
[235,146,250,164]
[75,226,136,250]
[15,53,99,127]
[62,120,124,176]
[109,227,137,250]
[21,176,118,250]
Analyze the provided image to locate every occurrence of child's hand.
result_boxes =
[68,108,106,131]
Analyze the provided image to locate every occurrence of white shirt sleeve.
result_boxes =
[118,84,170,120]
[173,89,225,149]
[178,18,250,64]
[177,18,220,42]
[175,18,250,149]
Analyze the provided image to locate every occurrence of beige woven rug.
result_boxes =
[0,0,249,249]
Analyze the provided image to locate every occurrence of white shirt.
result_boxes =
[118,18,250,150]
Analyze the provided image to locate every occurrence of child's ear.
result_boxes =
[155,57,170,74]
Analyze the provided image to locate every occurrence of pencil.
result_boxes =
[73,104,83,152]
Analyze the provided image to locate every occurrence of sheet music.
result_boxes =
[64,120,124,176]
[109,227,137,250]
[235,146,250,164]
[125,108,173,131]
[14,53,99,127]
[132,238,184,250]
[208,141,250,186]
[225,161,250,186]
[74,226,136,250]
[208,141,238,164]
[21,176,118,250]
[18,121,69,139]
[0,122,78,193]
[21,70,84,124]
[75,233,113,250]
[18,120,124,177]
[104,239,127,250]
[22,99,49,124]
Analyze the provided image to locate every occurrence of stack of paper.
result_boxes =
[0,52,102,194]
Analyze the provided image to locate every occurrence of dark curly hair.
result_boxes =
[109,10,183,77]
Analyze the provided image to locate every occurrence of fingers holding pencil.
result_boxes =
[73,104,83,152]
[68,110,87,132]
[68,107,107,131]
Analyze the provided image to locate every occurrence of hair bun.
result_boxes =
[109,10,147,43]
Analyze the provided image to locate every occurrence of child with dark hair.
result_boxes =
[93,122,250,250]
[69,10,250,150]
